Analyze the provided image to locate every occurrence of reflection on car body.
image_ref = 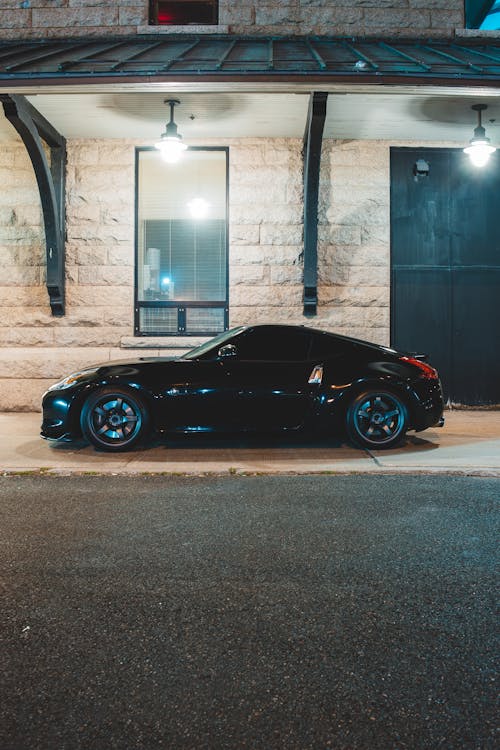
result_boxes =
[41,324,444,452]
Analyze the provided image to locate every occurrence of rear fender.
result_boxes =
[321,377,419,429]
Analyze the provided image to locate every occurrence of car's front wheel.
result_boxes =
[80,388,149,452]
[346,389,408,450]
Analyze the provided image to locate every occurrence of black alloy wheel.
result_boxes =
[346,390,408,449]
[80,388,149,452]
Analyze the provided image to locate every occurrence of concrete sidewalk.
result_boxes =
[0,410,499,476]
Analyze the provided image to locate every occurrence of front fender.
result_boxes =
[67,379,159,435]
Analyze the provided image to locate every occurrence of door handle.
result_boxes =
[308,365,323,385]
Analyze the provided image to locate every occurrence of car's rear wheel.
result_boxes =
[80,388,149,452]
[346,390,408,450]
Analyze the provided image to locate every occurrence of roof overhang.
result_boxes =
[0,35,499,90]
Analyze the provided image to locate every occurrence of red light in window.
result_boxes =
[158,11,175,22]
[399,356,439,380]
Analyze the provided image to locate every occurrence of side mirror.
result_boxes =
[218,344,237,359]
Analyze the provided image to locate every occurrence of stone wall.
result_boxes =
[0,134,397,411]
[0,0,464,39]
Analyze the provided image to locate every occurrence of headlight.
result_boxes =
[48,368,99,391]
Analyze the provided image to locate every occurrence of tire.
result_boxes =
[80,388,149,452]
[346,389,408,450]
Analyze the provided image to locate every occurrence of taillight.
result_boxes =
[399,356,439,380]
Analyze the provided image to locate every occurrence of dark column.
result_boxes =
[303,91,328,317]
[1,94,66,316]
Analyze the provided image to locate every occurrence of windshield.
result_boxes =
[181,327,247,360]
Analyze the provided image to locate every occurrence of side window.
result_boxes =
[236,328,311,362]
[150,0,218,25]
[309,332,350,360]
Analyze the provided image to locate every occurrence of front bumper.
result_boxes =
[40,390,77,441]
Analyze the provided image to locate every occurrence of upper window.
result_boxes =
[135,147,228,336]
[150,0,218,25]
[235,327,312,362]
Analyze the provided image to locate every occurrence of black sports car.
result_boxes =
[41,324,444,452]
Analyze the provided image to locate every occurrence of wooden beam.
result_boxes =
[1,94,66,316]
[303,91,327,316]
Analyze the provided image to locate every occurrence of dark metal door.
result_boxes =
[391,147,500,406]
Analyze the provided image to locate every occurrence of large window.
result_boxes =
[135,147,228,336]
[150,0,218,25]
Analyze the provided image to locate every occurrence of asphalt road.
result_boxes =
[0,475,498,750]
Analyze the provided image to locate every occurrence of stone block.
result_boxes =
[229,307,302,326]
[255,5,299,25]
[0,286,48,307]
[65,244,108,267]
[318,285,389,307]
[32,7,118,27]
[363,8,431,27]
[101,207,134,227]
[0,187,41,207]
[0,246,44,267]
[410,0,459,7]
[260,224,303,245]
[219,6,255,24]
[0,378,51,413]
[104,308,133,327]
[319,264,389,287]
[78,266,133,286]
[0,10,31,29]
[65,284,134,309]
[231,284,303,307]
[1,267,41,286]
[431,10,464,27]
[230,225,261,245]
[4,347,112,380]
[326,200,389,227]
[361,223,390,245]
[0,327,55,346]
[107,247,134,266]
[67,224,132,243]
[270,265,303,285]
[318,225,362,245]
[6,308,55,328]
[320,244,389,267]
[231,245,302,266]
[118,6,148,25]
[56,327,130,348]
[230,265,267,285]
[67,143,99,166]
[231,182,287,204]
[231,204,302,225]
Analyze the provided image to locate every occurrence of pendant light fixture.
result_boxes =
[155,99,188,163]
[463,104,496,167]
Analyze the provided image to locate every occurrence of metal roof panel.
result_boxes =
[0,35,498,84]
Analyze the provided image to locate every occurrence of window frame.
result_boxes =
[134,145,229,337]
[149,0,219,26]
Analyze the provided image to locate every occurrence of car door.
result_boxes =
[221,327,322,430]
[155,359,240,431]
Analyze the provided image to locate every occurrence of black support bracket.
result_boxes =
[303,91,328,317]
[1,94,66,316]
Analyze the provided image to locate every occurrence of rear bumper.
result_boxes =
[410,380,445,432]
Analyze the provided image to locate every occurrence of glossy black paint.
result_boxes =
[41,324,444,448]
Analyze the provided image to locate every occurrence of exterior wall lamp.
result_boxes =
[155,99,188,163]
[463,104,496,167]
